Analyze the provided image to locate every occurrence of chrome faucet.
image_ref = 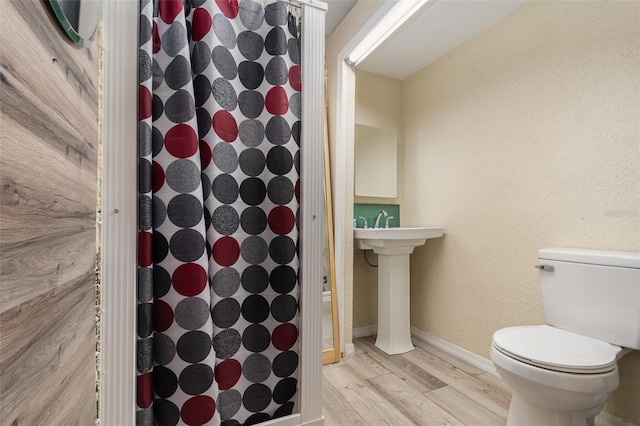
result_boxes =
[357,216,369,229]
[373,210,388,228]
[384,215,394,229]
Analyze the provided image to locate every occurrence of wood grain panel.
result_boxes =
[0,0,99,424]
[425,386,506,425]
[354,337,449,393]
[322,366,369,426]
[412,338,486,376]
[324,340,631,426]
[403,346,511,418]
[322,365,414,425]
[344,350,391,379]
[367,373,464,426]
[0,274,95,425]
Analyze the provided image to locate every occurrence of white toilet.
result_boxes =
[491,248,640,426]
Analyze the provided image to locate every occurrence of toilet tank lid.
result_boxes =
[539,248,640,269]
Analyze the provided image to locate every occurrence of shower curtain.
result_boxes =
[137,0,301,424]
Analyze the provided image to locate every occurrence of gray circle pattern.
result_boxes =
[212,142,239,173]
[243,354,272,383]
[175,297,210,330]
[241,236,269,264]
[239,0,264,30]
[218,390,242,420]
[238,119,265,147]
[212,77,238,111]
[165,159,201,193]
[212,205,240,235]
[161,22,188,57]
[138,1,301,423]
[213,14,237,49]
[212,267,241,297]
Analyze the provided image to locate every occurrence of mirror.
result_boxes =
[323,95,340,365]
[48,0,103,47]
[355,124,397,198]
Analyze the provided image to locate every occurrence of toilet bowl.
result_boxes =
[491,248,640,426]
[491,326,623,426]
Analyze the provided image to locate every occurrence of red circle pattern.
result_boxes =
[165,124,199,159]
[192,8,213,42]
[212,236,240,267]
[159,0,183,24]
[138,232,152,268]
[199,140,212,169]
[214,359,242,390]
[138,0,302,421]
[265,86,289,115]
[268,206,295,235]
[139,86,152,120]
[152,161,165,192]
[137,372,153,409]
[272,323,298,351]
[215,0,239,18]
[181,396,216,425]
[289,66,301,92]
[172,263,207,296]
[152,22,160,54]
[153,299,174,332]
[212,110,238,142]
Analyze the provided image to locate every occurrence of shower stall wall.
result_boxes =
[100,0,326,424]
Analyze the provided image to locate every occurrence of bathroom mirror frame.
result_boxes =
[323,99,340,365]
[48,0,103,47]
[354,123,398,198]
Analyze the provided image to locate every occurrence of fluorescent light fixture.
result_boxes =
[345,0,431,67]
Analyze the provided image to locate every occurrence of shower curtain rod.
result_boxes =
[270,0,301,8]
[267,0,327,11]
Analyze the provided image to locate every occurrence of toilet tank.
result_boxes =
[538,248,640,350]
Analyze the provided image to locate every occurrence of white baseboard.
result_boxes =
[344,343,356,358]
[261,413,324,426]
[351,324,498,375]
[410,326,498,376]
[352,324,377,338]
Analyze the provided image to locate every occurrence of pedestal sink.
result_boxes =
[354,227,444,354]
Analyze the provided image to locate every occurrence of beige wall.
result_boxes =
[0,1,99,424]
[326,0,386,346]
[401,0,639,422]
[331,0,639,420]
[353,71,403,328]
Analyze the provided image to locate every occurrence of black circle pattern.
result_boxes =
[137,1,301,423]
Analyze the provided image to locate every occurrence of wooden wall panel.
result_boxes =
[0,0,99,424]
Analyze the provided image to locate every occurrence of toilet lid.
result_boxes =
[492,325,618,374]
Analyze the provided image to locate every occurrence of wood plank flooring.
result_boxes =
[322,336,636,426]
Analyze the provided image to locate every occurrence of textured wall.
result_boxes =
[401,0,639,422]
[0,1,99,424]
[326,0,386,346]
[353,70,403,329]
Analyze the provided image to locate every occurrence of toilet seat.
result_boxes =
[492,325,618,374]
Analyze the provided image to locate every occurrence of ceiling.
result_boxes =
[324,0,358,35]
[354,0,526,80]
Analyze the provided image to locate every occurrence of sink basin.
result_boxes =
[354,227,444,252]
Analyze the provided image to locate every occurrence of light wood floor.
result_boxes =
[322,336,635,426]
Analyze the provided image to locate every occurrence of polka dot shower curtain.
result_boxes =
[137,0,301,424]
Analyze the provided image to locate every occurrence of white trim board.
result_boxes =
[100,1,139,424]
[410,326,499,376]
[351,325,498,376]
[352,325,378,339]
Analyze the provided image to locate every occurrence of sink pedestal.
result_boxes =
[353,226,444,355]
[375,246,415,354]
